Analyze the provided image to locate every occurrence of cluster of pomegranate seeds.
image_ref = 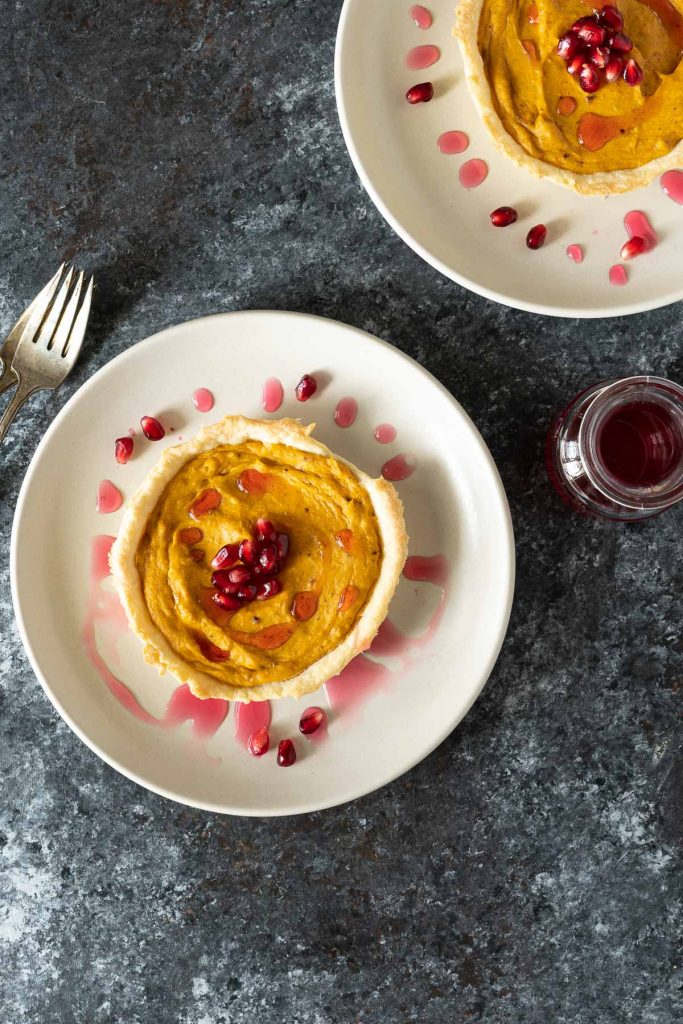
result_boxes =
[295,374,317,402]
[277,738,297,767]
[299,707,326,736]
[115,436,134,464]
[490,206,518,228]
[209,518,289,609]
[526,224,548,250]
[406,81,434,104]
[556,6,641,93]
[140,415,165,441]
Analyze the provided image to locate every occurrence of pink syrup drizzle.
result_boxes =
[382,453,417,481]
[406,44,440,70]
[233,701,272,749]
[374,423,397,444]
[325,553,450,715]
[96,480,122,514]
[192,388,214,413]
[624,211,658,251]
[437,131,469,155]
[334,397,358,428]
[661,169,683,204]
[83,536,228,738]
[459,159,488,190]
[609,265,628,286]
[262,377,284,413]
[410,4,432,29]
[566,244,584,263]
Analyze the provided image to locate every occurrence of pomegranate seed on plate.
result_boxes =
[256,579,281,600]
[239,539,259,564]
[254,518,277,542]
[556,31,581,60]
[490,206,518,227]
[228,566,253,584]
[277,739,296,767]
[212,543,240,569]
[140,415,165,441]
[276,532,289,559]
[237,584,258,601]
[598,5,623,31]
[258,544,278,572]
[405,81,434,104]
[589,45,610,68]
[610,31,633,52]
[526,224,547,250]
[299,707,326,736]
[248,727,270,757]
[115,436,134,464]
[605,56,624,82]
[579,63,602,92]
[623,58,643,85]
[212,591,241,611]
[620,235,648,260]
[295,374,318,401]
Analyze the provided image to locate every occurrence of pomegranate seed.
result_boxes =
[239,539,259,564]
[212,591,242,611]
[211,543,239,569]
[254,518,277,542]
[620,235,648,260]
[256,578,281,600]
[605,56,624,82]
[526,224,547,250]
[228,566,253,584]
[299,707,326,736]
[140,415,165,441]
[276,532,289,559]
[623,58,643,85]
[212,569,240,592]
[277,739,296,767]
[295,374,318,401]
[180,527,203,545]
[556,31,582,60]
[567,51,590,75]
[406,81,434,104]
[589,45,610,68]
[598,5,623,31]
[610,31,633,52]
[115,436,134,464]
[579,63,602,92]
[248,727,270,757]
[490,206,518,227]
[573,18,606,45]
[258,544,278,572]
[237,585,258,602]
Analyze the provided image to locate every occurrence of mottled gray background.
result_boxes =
[1,1,681,1022]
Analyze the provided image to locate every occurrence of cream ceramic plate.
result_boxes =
[11,311,514,816]
[335,0,683,317]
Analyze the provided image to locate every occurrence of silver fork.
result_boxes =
[0,265,94,444]
[0,263,66,398]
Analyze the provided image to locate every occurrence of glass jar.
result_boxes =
[545,376,683,521]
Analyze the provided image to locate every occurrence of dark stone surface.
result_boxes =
[0,2,680,1022]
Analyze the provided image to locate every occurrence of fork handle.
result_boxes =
[0,380,39,444]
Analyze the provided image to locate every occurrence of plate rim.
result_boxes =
[334,0,683,320]
[10,309,516,816]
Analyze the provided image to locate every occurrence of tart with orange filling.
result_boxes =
[110,417,408,702]
[455,0,683,194]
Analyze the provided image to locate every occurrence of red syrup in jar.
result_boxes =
[192,388,214,412]
[234,700,272,749]
[409,4,432,29]
[546,376,683,520]
[406,44,440,70]
[262,377,284,413]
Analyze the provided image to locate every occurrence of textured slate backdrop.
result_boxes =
[1,2,680,1022]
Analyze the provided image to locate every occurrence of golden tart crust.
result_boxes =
[110,416,408,703]
[455,0,683,195]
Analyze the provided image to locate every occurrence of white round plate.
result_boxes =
[335,0,683,318]
[11,311,514,815]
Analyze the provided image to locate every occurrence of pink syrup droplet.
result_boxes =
[437,130,470,155]
[624,211,658,252]
[661,169,683,205]
[403,553,450,587]
[164,685,228,739]
[566,244,584,264]
[410,4,432,29]
[96,480,122,514]
[405,44,440,70]
[262,377,284,413]
[374,423,397,444]
[381,453,417,481]
[334,397,358,428]
[609,265,629,286]
[324,656,392,716]
[458,158,488,190]
[192,388,214,413]
[233,701,272,749]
